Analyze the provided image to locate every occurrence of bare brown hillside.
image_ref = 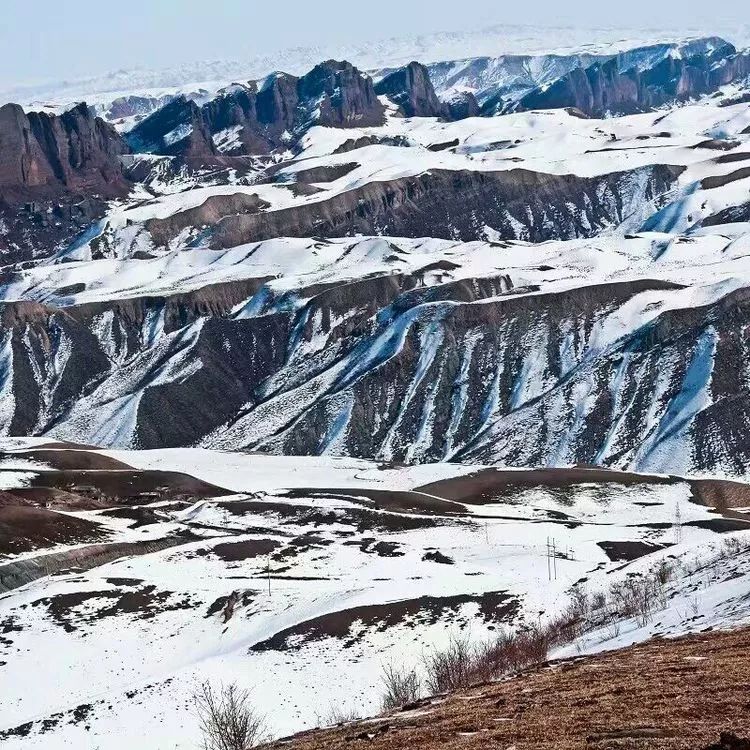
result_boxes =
[264,627,750,750]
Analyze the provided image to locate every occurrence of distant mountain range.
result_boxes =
[3,21,750,112]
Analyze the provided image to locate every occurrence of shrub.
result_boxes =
[194,681,266,750]
[321,704,362,725]
[423,633,475,694]
[380,663,422,711]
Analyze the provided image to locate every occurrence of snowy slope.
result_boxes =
[1,443,749,749]
[3,90,750,474]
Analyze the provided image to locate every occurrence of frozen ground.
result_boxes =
[1,442,749,749]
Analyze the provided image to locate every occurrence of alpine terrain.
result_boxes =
[2,16,750,750]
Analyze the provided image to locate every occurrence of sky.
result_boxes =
[1,0,748,88]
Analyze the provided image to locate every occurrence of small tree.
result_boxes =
[194,681,266,750]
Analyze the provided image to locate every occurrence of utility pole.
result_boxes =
[267,555,271,596]
[674,501,682,545]
[547,537,552,581]
[552,538,557,580]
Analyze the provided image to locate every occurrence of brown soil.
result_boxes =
[596,541,672,562]
[251,591,518,651]
[6,468,229,505]
[264,627,750,750]
[219,499,442,533]
[284,488,464,515]
[690,479,750,512]
[417,470,750,526]
[0,505,105,555]
[0,448,134,471]
[416,467,677,504]
[197,538,281,562]
[30,585,197,632]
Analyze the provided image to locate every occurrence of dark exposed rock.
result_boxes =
[145,192,270,247]
[286,163,360,184]
[125,96,218,163]
[127,61,385,161]
[298,60,384,128]
[0,102,131,263]
[204,164,682,250]
[443,91,481,120]
[0,102,130,199]
[701,202,750,227]
[332,135,410,154]
[374,61,448,118]
[4,253,749,477]
[704,732,750,750]
[509,40,750,117]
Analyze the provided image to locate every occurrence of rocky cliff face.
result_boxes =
[0,102,131,263]
[374,61,449,118]
[513,41,750,116]
[0,102,130,199]
[127,60,385,161]
[124,96,217,161]
[1,244,748,477]
[193,164,681,250]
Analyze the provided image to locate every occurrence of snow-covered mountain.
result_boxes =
[5,23,750,118]
[3,89,750,475]
[3,27,750,750]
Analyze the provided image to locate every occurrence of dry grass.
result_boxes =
[262,626,750,750]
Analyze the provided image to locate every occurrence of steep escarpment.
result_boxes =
[0,102,130,199]
[513,41,750,116]
[201,164,682,249]
[127,60,386,161]
[0,102,131,263]
[2,250,749,477]
[374,62,453,118]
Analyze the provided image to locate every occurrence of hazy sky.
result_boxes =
[1,0,747,87]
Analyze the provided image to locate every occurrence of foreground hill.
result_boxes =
[264,626,750,750]
[1,441,750,747]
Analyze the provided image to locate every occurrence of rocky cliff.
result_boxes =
[197,164,682,249]
[512,41,750,116]
[0,102,130,199]
[0,102,131,263]
[126,60,386,161]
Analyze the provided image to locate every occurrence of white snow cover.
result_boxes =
[3,56,750,750]
[1,443,749,750]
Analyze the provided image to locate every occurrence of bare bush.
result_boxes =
[194,681,266,750]
[423,633,475,694]
[420,626,550,696]
[380,663,422,711]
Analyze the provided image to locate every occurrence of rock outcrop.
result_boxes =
[0,102,131,263]
[127,60,386,160]
[512,40,750,116]
[124,96,218,161]
[196,164,682,250]
[0,102,130,200]
[2,254,749,477]
[374,61,448,118]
